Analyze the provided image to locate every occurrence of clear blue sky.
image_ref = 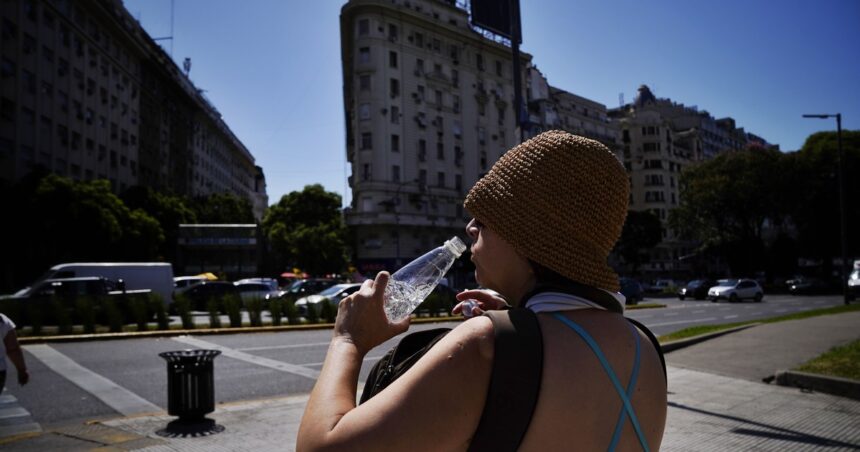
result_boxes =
[123,0,860,207]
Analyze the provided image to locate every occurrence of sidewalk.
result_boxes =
[4,312,859,451]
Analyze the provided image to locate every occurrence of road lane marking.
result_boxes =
[237,341,331,352]
[24,344,160,416]
[649,317,718,327]
[724,315,739,319]
[173,336,320,380]
[692,310,705,314]
[750,312,762,315]
[775,309,788,313]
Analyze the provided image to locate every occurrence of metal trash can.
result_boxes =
[159,349,221,421]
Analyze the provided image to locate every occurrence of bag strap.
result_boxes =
[468,309,543,452]
[625,317,666,382]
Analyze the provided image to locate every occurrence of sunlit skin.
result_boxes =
[297,220,667,452]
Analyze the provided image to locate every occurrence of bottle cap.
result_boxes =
[445,236,467,256]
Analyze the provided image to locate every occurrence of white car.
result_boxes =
[235,280,281,304]
[708,279,764,303]
[295,283,361,315]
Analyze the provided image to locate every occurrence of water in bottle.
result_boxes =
[383,237,467,322]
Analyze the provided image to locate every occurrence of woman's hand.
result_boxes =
[334,271,409,355]
[452,289,509,317]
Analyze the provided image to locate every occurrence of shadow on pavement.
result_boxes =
[668,401,860,449]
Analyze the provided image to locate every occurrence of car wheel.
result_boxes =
[754,292,763,303]
[729,293,739,303]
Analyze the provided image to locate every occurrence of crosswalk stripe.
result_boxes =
[172,336,321,380]
[0,394,42,438]
[24,344,160,416]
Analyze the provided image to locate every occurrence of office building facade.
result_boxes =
[0,0,268,219]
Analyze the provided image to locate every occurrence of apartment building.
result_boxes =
[609,85,777,279]
[524,65,620,151]
[0,0,267,219]
[340,0,530,276]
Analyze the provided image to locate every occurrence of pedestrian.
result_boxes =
[1,313,29,393]
[297,131,667,451]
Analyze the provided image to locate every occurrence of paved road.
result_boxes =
[0,294,847,437]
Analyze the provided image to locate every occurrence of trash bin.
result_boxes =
[159,349,221,421]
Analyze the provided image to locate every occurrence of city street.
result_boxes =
[0,294,847,437]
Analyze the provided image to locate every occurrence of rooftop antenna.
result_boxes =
[152,0,175,57]
[619,92,624,107]
[183,57,191,76]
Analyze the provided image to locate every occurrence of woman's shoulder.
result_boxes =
[442,314,495,362]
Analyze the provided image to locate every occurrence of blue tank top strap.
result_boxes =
[607,321,642,452]
[550,312,649,452]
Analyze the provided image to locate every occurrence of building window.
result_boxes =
[390,78,399,97]
[388,24,398,41]
[361,132,372,150]
[390,105,399,124]
[359,74,370,90]
[437,172,445,187]
[455,174,462,191]
[432,38,440,53]
[453,95,460,113]
[358,19,369,35]
[389,51,398,68]
[419,169,427,186]
[359,103,370,120]
[418,139,426,161]
[498,107,505,125]
[391,134,399,152]
[435,90,443,107]
[416,58,424,73]
[476,53,484,71]
[392,165,401,182]
[414,32,424,48]
[496,60,503,76]
[437,141,444,160]
[359,47,370,64]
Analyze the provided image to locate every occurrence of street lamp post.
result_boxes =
[802,113,849,305]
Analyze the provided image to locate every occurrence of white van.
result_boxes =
[32,263,174,304]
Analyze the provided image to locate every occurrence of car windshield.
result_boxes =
[688,280,704,287]
[716,279,738,286]
[317,284,351,296]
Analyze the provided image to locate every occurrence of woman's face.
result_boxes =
[466,218,534,300]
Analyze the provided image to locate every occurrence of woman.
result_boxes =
[297,130,667,451]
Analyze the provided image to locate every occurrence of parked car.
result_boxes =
[0,276,150,325]
[678,279,716,300]
[295,283,362,316]
[173,275,208,289]
[646,279,679,294]
[849,267,860,300]
[272,278,338,301]
[708,279,764,303]
[619,278,644,305]
[788,276,836,295]
[234,279,281,304]
[174,281,240,311]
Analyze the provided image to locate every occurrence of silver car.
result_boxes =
[708,279,764,303]
[295,283,362,315]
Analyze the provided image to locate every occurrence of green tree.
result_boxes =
[0,173,164,293]
[122,186,198,261]
[192,192,255,224]
[613,210,662,276]
[669,145,790,276]
[786,131,860,275]
[262,184,348,275]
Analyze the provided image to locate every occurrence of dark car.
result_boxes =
[677,279,716,300]
[174,281,240,311]
[274,278,338,301]
[619,278,644,305]
[788,277,835,295]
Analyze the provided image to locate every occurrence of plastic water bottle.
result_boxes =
[383,237,467,323]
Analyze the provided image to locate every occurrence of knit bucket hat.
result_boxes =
[464,130,629,292]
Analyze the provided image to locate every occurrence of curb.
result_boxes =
[17,316,462,344]
[774,370,860,401]
[660,323,760,353]
[18,304,670,345]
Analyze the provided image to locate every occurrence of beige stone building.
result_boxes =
[609,85,776,279]
[524,65,620,151]
[340,0,531,278]
[0,0,267,219]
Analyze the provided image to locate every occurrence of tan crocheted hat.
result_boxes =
[464,130,629,292]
